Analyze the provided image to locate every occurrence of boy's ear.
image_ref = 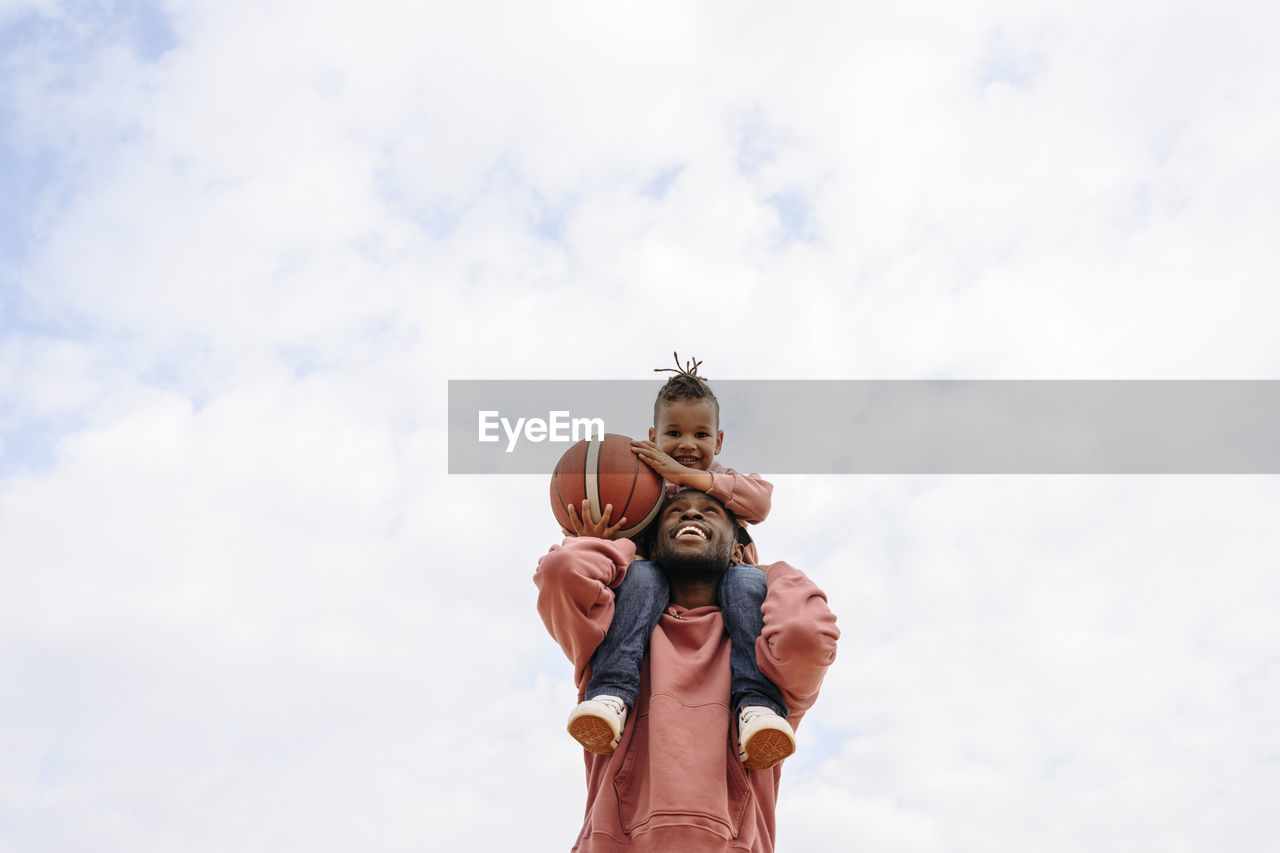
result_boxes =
[648,426,657,442]
[714,429,724,455]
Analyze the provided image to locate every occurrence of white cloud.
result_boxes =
[765,476,1280,851]
[2,1,1279,850]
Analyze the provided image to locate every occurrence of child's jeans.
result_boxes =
[583,559,668,708]
[719,563,789,718]
[584,559,788,718]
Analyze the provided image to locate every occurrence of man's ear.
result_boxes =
[731,541,745,565]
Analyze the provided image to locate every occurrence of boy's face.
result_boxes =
[649,398,723,471]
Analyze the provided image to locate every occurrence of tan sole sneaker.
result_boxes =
[738,707,797,770]
[567,696,627,755]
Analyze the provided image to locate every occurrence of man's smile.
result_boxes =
[673,523,709,541]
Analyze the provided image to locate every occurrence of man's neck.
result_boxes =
[667,578,720,609]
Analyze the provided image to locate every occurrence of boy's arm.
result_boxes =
[534,536,637,689]
[704,462,773,525]
[755,561,839,716]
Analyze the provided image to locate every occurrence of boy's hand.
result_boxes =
[561,500,628,540]
[632,440,713,491]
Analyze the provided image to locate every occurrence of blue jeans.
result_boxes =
[584,560,669,708]
[585,560,788,718]
[719,563,788,718]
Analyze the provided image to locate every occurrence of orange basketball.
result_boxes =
[550,433,664,539]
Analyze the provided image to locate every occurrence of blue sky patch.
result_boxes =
[977,30,1045,93]
[125,0,177,61]
[640,164,684,200]
[0,419,64,479]
[0,117,59,274]
[737,115,780,176]
[766,189,816,245]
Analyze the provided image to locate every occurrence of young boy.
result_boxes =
[558,356,796,771]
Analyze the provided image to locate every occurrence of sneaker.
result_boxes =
[737,705,796,770]
[567,695,628,755]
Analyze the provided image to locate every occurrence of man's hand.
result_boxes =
[561,499,628,540]
[631,440,714,491]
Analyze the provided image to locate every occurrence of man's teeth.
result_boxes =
[676,526,707,539]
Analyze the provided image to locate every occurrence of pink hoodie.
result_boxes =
[534,536,839,852]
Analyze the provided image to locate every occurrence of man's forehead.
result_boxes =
[663,491,729,514]
[668,489,714,504]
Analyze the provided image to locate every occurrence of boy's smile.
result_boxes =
[649,398,723,471]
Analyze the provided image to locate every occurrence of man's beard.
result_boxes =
[652,536,734,581]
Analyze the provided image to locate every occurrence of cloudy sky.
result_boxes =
[2,1,1279,851]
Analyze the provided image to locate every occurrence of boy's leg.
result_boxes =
[720,563,796,770]
[570,560,668,754]
[718,563,788,717]
[582,558,668,707]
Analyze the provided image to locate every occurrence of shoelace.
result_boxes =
[592,696,626,717]
[739,706,775,724]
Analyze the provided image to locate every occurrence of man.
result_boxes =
[535,490,839,852]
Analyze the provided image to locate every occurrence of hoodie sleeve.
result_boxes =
[755,561,840,716]
[534,536,637,689]
[704,462,773,525]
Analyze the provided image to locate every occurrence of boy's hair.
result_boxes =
[653,352,719,425]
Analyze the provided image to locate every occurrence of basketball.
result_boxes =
[550,433,664,539]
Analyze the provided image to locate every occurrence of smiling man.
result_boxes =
[535,491,840,853]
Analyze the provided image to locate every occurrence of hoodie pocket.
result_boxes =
[613,701,753,839]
